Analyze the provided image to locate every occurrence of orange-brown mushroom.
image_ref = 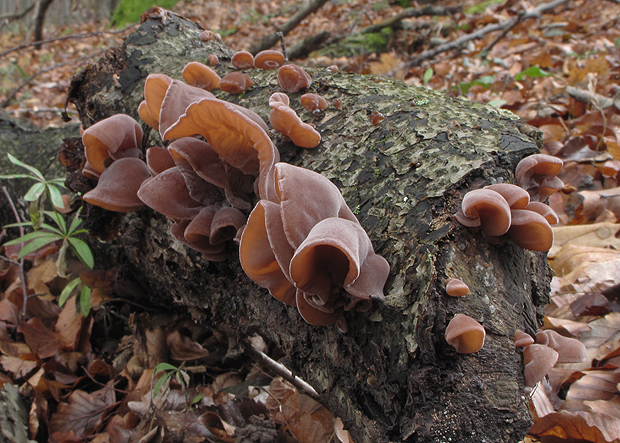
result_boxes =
[514,330,535,347]
[208,54,219,66]
[484,183,530,209]
[220,72,254,94]
[507,209,553,251]
[445,278,469,297]
[269,93,321,149]
[515,154,564,201]
[524,201,559,225]
[454,188,511,236]
[535,330,586,363]
[83,158,149,212]
[199,30,213,41]
[300,93,328,114]
[445,314,486,354]
[231,51,255,69]
[523,344,558,387]
[277,64,312,93]
[182,62,221,91]
[254,50,284,69]
[145,146,175,176]
[82,114,143,177]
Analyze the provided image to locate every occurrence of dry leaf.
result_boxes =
[551,224,620,258]
[48,389,114,437]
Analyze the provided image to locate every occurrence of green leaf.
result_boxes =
[56,241,68,278]
[29,200,42,230]
[0,174,34,180]
[3,230,57,245]
[79,285,92,316]
[423,68,433,86]
[515,66,552,81]
[155,362,178,374]
[47,185,65,209]
[191,393,205,405]
[153,372,171,397]
[7,154,45,180]
[67,216,83,236]
[176,370,190,388]
[59,277,80,307]
[2,222,33,229]
[48,177,67,186]
[68,237,94,269]
[24,182,45,202]
[39,223,64,236]
[44,211,67,234]
[16,234,61,259]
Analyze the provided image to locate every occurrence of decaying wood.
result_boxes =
[0,383,33,443]
[66,11,552,443]
[357,4,462,35]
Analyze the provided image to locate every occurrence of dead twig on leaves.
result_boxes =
[408,0,570,68]
[243,340,322,403]
[0,24,137,60]
[248,0,330,54]
[1,50,105,108]
[358,4,462,35]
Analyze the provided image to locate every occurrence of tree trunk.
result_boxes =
[66,11,551,443]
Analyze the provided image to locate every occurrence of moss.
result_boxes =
[111,0,179,28]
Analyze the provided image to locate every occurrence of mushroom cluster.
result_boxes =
[239,163,390,326]
[78,58,389,326]
[454,182,559,251]
[514,329,586,387]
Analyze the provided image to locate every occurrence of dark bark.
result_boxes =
[33,0,55,49]
[0,383,33,443]
[66,11,551,443]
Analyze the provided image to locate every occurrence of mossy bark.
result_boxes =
[67,11,551,443]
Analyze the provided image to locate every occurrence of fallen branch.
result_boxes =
[288,30,331,60]
[1,50,106,108]
[566,86,614,109]
[0,24,137,59]
[408,0,570,67]
[0,3,36,22]
[359,4,462,35]
[248,0,330,54]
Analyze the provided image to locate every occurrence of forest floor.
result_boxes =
[1,0,620,442]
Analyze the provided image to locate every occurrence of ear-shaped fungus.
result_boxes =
[182,62,221,91]
[300,93,328,114]
[445,278,469,297]
[269,93,321,149]
[523,344,558,387]
[220,72,254,94]
[239,163,390,325]
[277,64,312,93]
[231,51,255,69]
[83,158,150,212]
[146,146,175,176]
[515,154,564,201]
[254,50,284,69]
[454,188,511,236]
[162,97,278,201]
[445,314,486,353]
[536,330,587,363]
[507,209,553,252]
[82,114,143,177]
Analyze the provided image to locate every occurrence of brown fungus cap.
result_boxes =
[82,114,143,176]
[143,74,173,128]
[163,97,278,201]
[170,218,226,261]
[536,330,587,363]
[484,183,530,209]
[514,329,535,347]
[515,154,564,201]
[220,71,254,94]
[157,80,214,138]
[83,157,149,213]
[300,93,328,114]
[445,278,469,297]
[269,94,321,149]
[145,146,175,176]
[277,64,312,93]
[454,188,511,236]
[254,50,284,69]
[523,344,559,387]
[445,314,486,354]
[138,100,159,130]
[231,51,255,69]
[182,62,221,90]
[525,201,559,225]
[507,209,553,252]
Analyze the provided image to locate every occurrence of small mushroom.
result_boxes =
[208,54,219,66]
[445,314,486,354]
[514,329,535,347]
[83,158,150,212]
[182,62,221,90]
[515,154,564,201]
[231,51,255,69]
[484,183,530,209]
[445,278,469,297]
[524,201,559,225]
[199,30,213,41]
[277,64,312,93]
[220,71,254,94]
[82,114,143,176]
[535,330,587,363]
[454,188,511,236]
[269,93,321,149]
[254,50,285,69]
[300,93,328,114]
[523,344,558,387]
[507,209,553,252]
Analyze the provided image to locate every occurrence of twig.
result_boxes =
[1,50,106,108]
[243,340,322,403]
[0,3,36,22]
[1,186,29,318]
[408,0,570,67]
[0,24,137,59]
[359,4,462,35]
[248,0,330,54]
[479,11,525,57]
